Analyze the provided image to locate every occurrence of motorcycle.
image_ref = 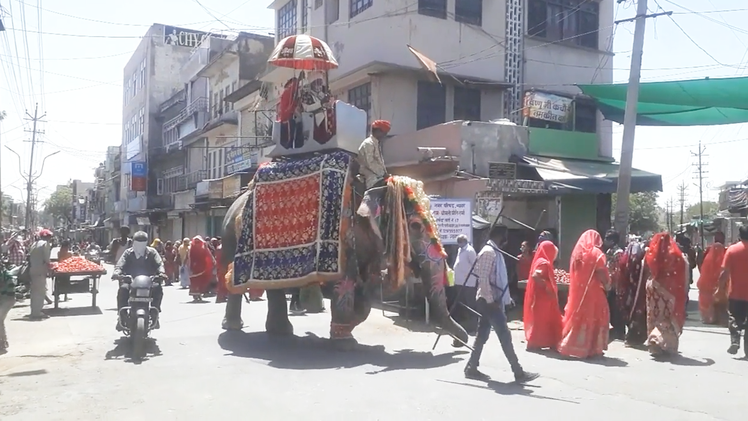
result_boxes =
[115,275,162,359]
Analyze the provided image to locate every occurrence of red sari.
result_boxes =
[189,237,215,297]
[697,233,727,325]
[645,233,686,356]
[523,241,562,350]
[558,230,610,358]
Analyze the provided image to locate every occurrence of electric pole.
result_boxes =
[612,1,673,240]
[23,104,46,230]
[692,140,708,248]
[0,110,5,229]
[678,181,687,228]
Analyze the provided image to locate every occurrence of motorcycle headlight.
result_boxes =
[135,289,150,297]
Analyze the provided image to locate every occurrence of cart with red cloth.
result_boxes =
[50,255,106,309]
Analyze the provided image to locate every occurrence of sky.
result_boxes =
[0,0,745,209]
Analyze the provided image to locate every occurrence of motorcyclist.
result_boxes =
[112,231,166,329]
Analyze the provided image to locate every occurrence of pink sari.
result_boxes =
[558,230,610,359]
[645,233,686,356]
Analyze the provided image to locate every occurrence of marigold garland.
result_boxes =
[391,176,447,258]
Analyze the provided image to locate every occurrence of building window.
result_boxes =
[301,0,308,32]
[139,107,145,136]
[213,91,220,118]
[528,0,600,49]
[314,0,322,9]
[455,0,482,26]
[350,0,373,18]
[418,0,447,19]
[416,81,446,130]
[453,86,481,121]
[328,0,340,22]
[574,100,597,133]
[277,0,298,39]
[209,149,224,179]
[348,82,371,124]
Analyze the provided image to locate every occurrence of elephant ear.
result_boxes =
[357,186,387,241]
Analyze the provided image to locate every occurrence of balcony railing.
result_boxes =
[148,194,174,210]
[177,170,207,190]
[163,97,209,148]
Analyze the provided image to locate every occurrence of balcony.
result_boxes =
[163,97,209,149]
[148,194,174,210]
[177,170,207,190]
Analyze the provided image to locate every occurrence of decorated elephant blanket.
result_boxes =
[232,151,353,290]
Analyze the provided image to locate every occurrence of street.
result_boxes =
[0,265,745,421]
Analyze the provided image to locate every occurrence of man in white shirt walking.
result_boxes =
[451,234,478,334]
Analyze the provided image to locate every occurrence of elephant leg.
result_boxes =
[330,278,358,349]
[222,293,244,331]
[352,283,372,328]
[265,289,293,336]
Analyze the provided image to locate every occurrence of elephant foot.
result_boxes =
[265,318,294,336]
[222,317,244,331]
[332,337,359,351]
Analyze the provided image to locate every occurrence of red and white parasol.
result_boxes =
[268,34,339,71]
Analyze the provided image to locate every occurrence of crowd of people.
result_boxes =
[446,224,748,382]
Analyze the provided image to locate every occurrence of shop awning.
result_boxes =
[578,77,748,126]
[523,155,662,194]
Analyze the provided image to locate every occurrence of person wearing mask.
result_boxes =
[107,226,133,264]
[112,231,166,330]
[27,229,53,320]
[718,225,748,356]
[451,234,478,334]
[464,226,538,383]
[357,120,391,189]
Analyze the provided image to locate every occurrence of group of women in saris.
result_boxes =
[523,229,688,359]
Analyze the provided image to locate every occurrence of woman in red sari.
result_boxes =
[697,232,727,325]
[645,232,687,356]
[558,230,611,359]
[189,236,215,303]
[213,239,229,303]
[523,241,562,351]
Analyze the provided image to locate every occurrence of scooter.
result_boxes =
[115,275,162,359]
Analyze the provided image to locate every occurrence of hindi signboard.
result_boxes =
[430,199,472,245]
[523,91,573,124]
[488,162,516,180]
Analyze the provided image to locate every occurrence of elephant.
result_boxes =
[220,176,468,351]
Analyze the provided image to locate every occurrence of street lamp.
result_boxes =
[5,147,60,229]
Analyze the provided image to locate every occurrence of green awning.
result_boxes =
[578,77,748,126]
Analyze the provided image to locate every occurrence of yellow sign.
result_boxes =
[523,91,572,124]
[222,175,241,198]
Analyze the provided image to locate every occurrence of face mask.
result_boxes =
[132,241,147,258]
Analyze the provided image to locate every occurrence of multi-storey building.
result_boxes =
[119,24,225,234]
[149,32,275,240]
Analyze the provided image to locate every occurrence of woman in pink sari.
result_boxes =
[523,241,563,350]
[558,230,611,358]
[645,232,687,356]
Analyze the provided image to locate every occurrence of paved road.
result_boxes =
[0,266,745,421]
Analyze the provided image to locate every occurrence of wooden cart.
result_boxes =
[51,269,106,309]
[517,279,570,311]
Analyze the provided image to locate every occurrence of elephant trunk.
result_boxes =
[409,223,468,345]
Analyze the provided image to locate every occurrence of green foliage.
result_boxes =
[612,192,661,234]
[686,201,719,218]
[43,187,73,223]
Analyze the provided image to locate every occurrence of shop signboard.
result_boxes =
[163,25,226,48]
[222,174,241,198]
[225,146,259,175]
[430,199,472,245]
[488,162,516,180]
[195,180,210,197]
[130,160,147,191]
[208,180,223,200]
[475,192,503,224]
[523,91,572,124]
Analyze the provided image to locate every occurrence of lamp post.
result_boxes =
[5,146,59,229]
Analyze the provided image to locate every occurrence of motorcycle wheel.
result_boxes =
[132,316,146,359]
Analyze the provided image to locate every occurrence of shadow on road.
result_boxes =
[437,379,577,404]
[104,338,162,364]
[45,307,103,317]
[217,330,468,373]
[652,354,715,366]
[532,349,629,367]
[1,369,48,377]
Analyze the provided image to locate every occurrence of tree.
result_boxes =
[612,192,661,234]
[43,187,73,224]
[686,201,719,219]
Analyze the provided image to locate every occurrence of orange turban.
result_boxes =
[371,120,391,133]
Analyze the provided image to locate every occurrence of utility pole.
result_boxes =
[678,181,687,228]
[23,104,46,230]
[692,140,708,248]
[612,0,673,241]
[666,197,674,232]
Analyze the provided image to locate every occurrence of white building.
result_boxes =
[264,0,615,157]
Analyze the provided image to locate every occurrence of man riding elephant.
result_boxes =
[220,149,468,351]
